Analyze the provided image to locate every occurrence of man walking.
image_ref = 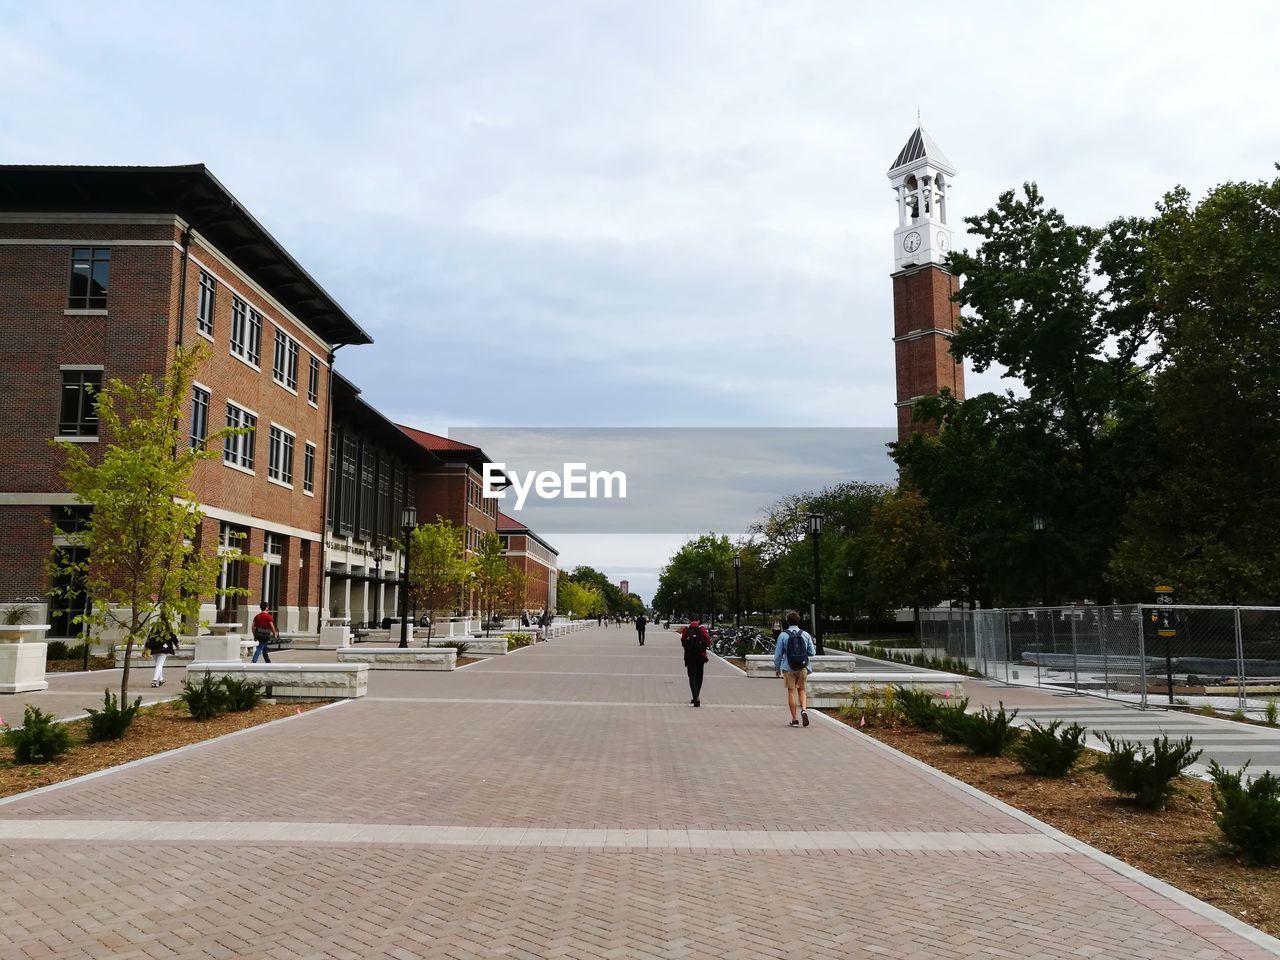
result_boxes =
[773,609,816,727]
[251,601,278,664]
[681,616,710,707]
[635,613,647,646]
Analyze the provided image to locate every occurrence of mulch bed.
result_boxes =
[46,658,116,672]
[826,712,1280,936]
[0,699,326,800]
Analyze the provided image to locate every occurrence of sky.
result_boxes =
[3,1,1278,602]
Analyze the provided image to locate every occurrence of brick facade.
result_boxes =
[891,263,965,443]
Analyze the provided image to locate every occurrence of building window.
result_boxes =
[273,329,299,391]
[190,385,210,449]
[307,355,320,405]
[268,425,295,485]
[230,297,262,366]
[196,271,216,337]
[340,436,357,534]
[68,247,110,309]
[223,402,257,470]
[216,522,248,622]
[52,505,93,535]
[358,447,375,540]
[58,369,101,437]
[303,442,316,494]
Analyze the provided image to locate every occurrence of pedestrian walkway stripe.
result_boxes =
[361,697,776,708]
[0,819,1067,853]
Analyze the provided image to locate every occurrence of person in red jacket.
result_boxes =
[681,617,710,707]
[251,601,278,664]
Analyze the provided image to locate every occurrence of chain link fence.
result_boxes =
[903,604,1280,713]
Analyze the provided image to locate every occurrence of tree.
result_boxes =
[557,579,605,619]
[1110,171,1280,602]
[652,534,735,620]
[472,532,510,631]
[563,565,627,615]
[52,347,230,702]
[406,518,471,643]
[504,566,530,616]
[864,488,951,643]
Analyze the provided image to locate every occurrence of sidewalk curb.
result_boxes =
[811,708,1280,957]
[0,699,353,809]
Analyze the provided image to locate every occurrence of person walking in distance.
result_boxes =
[773,609,816,727]
[251,601,278,664]
[145,608,179,687]
[635,613,648,646]
[681,616,710,707]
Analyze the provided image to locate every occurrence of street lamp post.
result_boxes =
[398,506,417,648]
[1032,512,1047,607]
[373,544,386,625]
[808,512,824,655]
[733,554,742,630]
[708,569,715,626]
[846,566,854,642]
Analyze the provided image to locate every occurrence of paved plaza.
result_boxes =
[3,626,1279,959]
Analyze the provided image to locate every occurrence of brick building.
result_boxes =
[496,512,559,614]
[0,165,371,637]
[887,126,965,443]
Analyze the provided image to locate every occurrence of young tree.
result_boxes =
[53,347,229,702]
[407,518,471,643]
[504,566,529,616]
[473,532,510,632]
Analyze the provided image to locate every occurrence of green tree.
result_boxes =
[407,518,471,643]
[864,488,951,642]
[558,579,605,619]
[652,534,735,620]
[52,347,230,702]
[563,565,627,615]
[1110,171,1280,602]
[473,532,510,631]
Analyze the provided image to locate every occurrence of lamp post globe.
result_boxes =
[399,505,417,648]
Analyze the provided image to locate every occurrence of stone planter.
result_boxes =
[742,655,858,678]
[0,624,52,693]
[337,647,456,671]
[803,671,966,708]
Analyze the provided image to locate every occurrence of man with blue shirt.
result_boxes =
[773,609,816,727]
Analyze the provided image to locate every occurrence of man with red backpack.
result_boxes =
[680,616,710,707]
[773,609,817,727]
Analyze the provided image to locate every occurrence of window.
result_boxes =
[307,355,320,405]
[230,297,262,366]
[223,402,257,470]
[339,436,357,534]
[303,442,316,494]
[216,522,248,622]
[268,425,295,485]
[196,271,216,337]
[190,386,210,449]
[52,505,93,535]
[58,369,101,436]
[68,247,110,309]
[358,447,375,539]
[273,329,299,391]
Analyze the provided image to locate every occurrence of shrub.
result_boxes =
[220,676,263,712]
[179,674,229,721]
[934,698,972,743]
[505,633,533,651]
[1012,720,1086,777]
[46,640,71,660]
[435,641,471,657]
[1096,734,1202,808]
[959,704,1020,757]
[84,690,141,742]
[1209,762,1280,865]
[1266,701,1279,728]
[895,687,941,730]
[2,604,33,626]
[837,684,901,728]
[1194,704,1217,717]
[65,642,88,662]
[2,705,74,763]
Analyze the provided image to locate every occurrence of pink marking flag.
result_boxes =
[858,716,866,728]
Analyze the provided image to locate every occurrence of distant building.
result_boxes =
[619,579,630,596]
[497,512,559,613]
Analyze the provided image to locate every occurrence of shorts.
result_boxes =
[783,669,807,691]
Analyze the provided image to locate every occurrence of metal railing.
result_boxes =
[900,604,1280,713]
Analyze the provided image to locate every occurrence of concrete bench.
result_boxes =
[186,662,368,701]
[460,637,511,656]
[742,655,858,678]
[800,672,966,708]
[116,642,197,664]
[337,647,456,671]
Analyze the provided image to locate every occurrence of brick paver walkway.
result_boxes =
[2,625,1278,959]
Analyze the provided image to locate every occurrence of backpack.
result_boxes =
[785,627,810,670]
[683,625,706,658]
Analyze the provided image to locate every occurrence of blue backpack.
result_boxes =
[785,627,809,670]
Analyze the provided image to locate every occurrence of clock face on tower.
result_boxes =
[937,233,950,252]
[902,231,922,253]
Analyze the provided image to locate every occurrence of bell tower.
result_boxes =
[888,124,965,443]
